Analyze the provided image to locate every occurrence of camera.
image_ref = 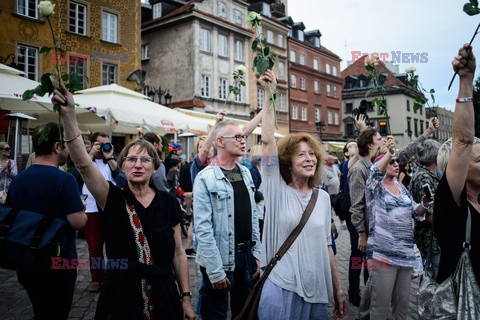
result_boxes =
[100,142,113,152]
[352,100,370,121]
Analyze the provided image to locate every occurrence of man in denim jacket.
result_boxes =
[193,120,261,319]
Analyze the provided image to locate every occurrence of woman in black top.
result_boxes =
[53,82,195,320]
[433,44,479,284]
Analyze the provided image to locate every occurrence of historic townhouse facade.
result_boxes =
[342,56,429,148]
[0,0,141,90]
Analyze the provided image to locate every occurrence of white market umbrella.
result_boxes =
[0,63,53,113]
[73,84,209,136]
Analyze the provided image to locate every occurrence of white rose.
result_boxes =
[38,1,55,18]
[405,67,416,73]
[235,65,246,75]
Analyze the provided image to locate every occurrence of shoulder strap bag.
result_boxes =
[418,207,480,319]
[234,188,319,320]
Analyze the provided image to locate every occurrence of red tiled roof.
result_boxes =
[341,55,404,87]
[170,99,206,109]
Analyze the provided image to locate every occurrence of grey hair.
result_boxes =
[437,137,480,173]
[0,142,8,150]
[416,139,441,166]
[214,120,241,139]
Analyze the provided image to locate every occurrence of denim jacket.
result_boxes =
[193,162,261,283]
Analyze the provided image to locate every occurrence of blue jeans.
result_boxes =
[199,250,257,320]
[346,218,366,296]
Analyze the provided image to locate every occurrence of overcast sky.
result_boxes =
[288,0,480,111]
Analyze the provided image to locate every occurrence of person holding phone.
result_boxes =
[409,139,442,280]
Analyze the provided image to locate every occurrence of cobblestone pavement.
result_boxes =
[0,215,420,319]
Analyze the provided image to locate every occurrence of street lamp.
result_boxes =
[315,120,326,141]
[144,85,172,106]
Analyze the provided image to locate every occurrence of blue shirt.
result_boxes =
[7,164,84,259]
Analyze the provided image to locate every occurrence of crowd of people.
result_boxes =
[0,45,478,320]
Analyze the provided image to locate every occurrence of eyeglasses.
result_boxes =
[1,148,11,151]
[389,158,399,165]
[221,135,247,142]
[125,156,153,164]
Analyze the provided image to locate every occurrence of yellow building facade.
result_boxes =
[0,0,141,90]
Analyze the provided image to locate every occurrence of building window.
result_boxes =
[153,3,162,19]
[201,28,211,52]
[314,37,320,47]
[420,120,424,133]
[234,10,242,25]
[334,112,339,125]
[333,86,338,97]
[278,61,285,80]
[414,119,418,137]
[102,12,118,43]
[279,93,286,111]
[328,111,333,124]
[262,2,271,17]
[292,105,298,120]
[102,63,117,85]
[69,56,87,89]
[301,107,307,121]
[407,117,412,136]
[219,78,228,100]
[313,58,319,70]
[327,84,331,96]
[326,63,331,74]
[346,103,353,113]
[17,44,38,81]
[258,88,265,109]
[299,53,305,66]
[278,34,284,48]
[333,66,337,76]
[346,123,354,136]
[314,80,319,93]
[290,50,296,63]
[315,108,320,122]
[69,2,87,35]
[17,0,37,19]
[218,2,227,18]
[406,100,410,111]
[300,77,306,90]
[291,74,296,87]
[218,34,228,57]
[235,40,243,61]
[234,85,242,102]
[298,30,304,41]
[141,44,149,60]
[419,105,423,115]
[201,75,210,97]
[267,30,274,44]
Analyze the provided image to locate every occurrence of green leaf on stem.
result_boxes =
[34,84,46,97]
[415,96,423,103]
[22,89,35,101]
[268,57,274,69]
[365,64,374,72]
[39,46,51,54]
[256,57,269,75]
[263,47,270,57]
[240,80,246,86]
[464,3,480,15]
[252,39,259,52]
[40,73,54,94]
[471,0,479,7]
[413,102,422,111]
[252,56,260,71]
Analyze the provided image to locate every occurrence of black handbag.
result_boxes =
[234,188,319,320]
[0,206,67,271]
[417,207,480,319]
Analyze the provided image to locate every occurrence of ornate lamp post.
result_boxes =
[315,120,326,141]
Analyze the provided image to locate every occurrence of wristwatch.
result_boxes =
[180,291,192,298]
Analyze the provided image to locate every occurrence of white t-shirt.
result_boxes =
[322,165,340,196]
[83,159,116,213]
[261,160,333,303]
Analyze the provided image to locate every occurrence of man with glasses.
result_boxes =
[193,120,261,319]
[82,132,118,293]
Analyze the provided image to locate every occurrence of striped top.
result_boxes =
[366,163,425,267]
